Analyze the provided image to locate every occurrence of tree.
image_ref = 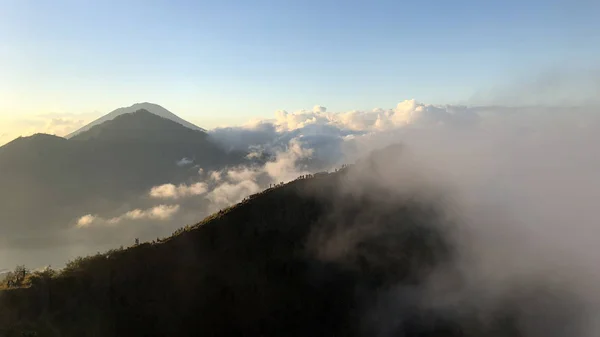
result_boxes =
[27,267,56,288]
[4,265,29,288]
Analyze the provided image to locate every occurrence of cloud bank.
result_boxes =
[208,99,479,169]
[207,99,597,170]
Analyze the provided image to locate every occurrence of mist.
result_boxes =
[197,99,600,335]
[313,104,600,336]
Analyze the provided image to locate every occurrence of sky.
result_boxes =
[0,0,599,141]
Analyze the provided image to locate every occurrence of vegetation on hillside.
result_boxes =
[0,150,567,337]
[0,158,462,336]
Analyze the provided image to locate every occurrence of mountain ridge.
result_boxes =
[0,145,575,337]
[0,109,249,259]
[66,102,205,138]
[70,109,209,143]
[0,161,459,336]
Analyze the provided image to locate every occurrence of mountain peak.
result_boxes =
[69,109,208,142]
[66,102,205,138]
[124,102,171,113]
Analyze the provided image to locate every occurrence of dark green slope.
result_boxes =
[0,145,586,337]
[0,159,464,337]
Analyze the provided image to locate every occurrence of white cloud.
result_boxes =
[264,138,313,181]
[313,105,327,113]
[267,99,475,133]
[209,171,222,182]
[116,205,181,221]
[227,167,258,183]
[75,205,181,228]
[176,157,194,166]
[197,138,317,212]
[245,149,264,160]
[206,99,481,169]
[149,182,208,199]
[206,180,261,210]
[76,214,97,228]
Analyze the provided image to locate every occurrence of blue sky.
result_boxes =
[1,0,599,130]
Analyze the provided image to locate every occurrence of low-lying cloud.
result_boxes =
[64,137,316,259]
[76,204,181,228]
[149,183,208,199]
[118,205,181,221]
[206,99,489,168]
[176,157,194,167]
[76,214,97,228]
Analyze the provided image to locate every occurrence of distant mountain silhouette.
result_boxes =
[71,109,209,142]
[66,102,205,138]
[0,109,247,249]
